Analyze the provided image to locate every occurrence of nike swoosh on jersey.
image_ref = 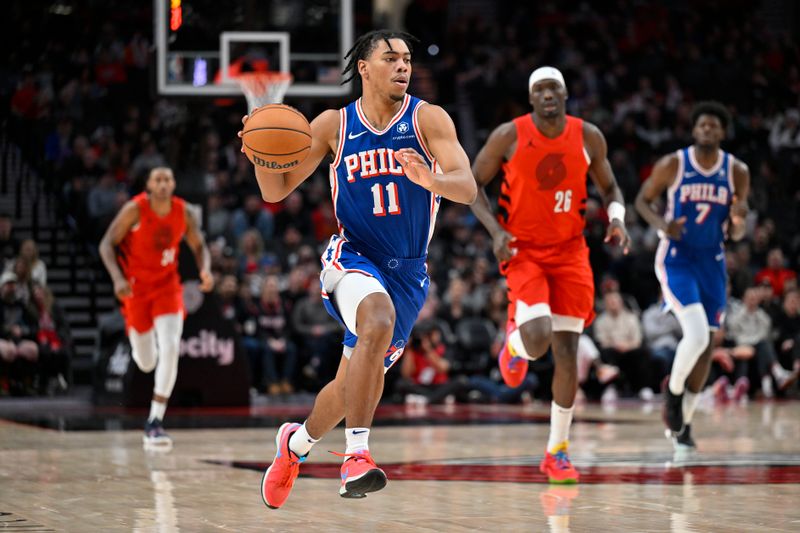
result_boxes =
[348,131,368,140]
[715,253,724,261]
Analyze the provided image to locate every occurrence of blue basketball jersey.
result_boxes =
[656,146,737,328]
[329,94,441,260]
[665,146,735,249]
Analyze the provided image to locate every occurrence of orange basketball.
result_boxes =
[242,104,312,173]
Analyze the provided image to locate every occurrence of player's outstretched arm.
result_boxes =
[397,104,477,205]
[469,121,518,262]
[584,122,631,253]
[184,205,214,292]
[634,153,686,240]
[239,109,339,203]
[98,201,139,300]
[729,159,751,241]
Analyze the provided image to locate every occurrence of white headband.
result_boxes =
[528,66,566,91]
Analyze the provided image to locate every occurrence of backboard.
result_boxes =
[155,0,354,98]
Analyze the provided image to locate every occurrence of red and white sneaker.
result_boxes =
[499,322,528,388]
[539,442,580,484]
[334,450,387,499]
[261,422,305,509]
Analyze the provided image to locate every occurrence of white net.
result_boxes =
[234,72,293,111]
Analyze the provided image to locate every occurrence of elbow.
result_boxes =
[633,194,647,217]
[98,238,110,256]
[464,181,478,205]
[260,188,288,204]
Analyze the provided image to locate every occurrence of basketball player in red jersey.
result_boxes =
[99,167,213,448]
[471,67,630,483]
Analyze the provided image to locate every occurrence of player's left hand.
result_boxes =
[396,148,435,189]
[605,219,631,255]
[237,113,253,153]
[730,194,747,229]
[199,269,214,292]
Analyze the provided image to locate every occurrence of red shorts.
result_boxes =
[120,282,185,334]
[502,235,595,328]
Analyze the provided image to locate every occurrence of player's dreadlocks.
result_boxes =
[691,101,731,130]
[341,30,419,85]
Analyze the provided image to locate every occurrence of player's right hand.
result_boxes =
[665,216,687,241]
[113,278,132,300]
[492,230,518,263]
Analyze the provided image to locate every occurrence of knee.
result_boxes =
[159,336,181,359]
[0,342,16,362]
[133,353,156,373]
[356,301,396,346]
[687,331,710,354]
[519,320,551,359]
[19,341,39,362]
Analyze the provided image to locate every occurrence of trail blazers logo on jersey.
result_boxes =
[535,153,567,190]
[344,148,406,182]
[153,226,174,250]
[679,183,729,205]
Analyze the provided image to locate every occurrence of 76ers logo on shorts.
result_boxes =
[536,153,567,190]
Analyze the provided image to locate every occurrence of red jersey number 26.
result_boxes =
[160,248,176,267]
[554,190,572,213]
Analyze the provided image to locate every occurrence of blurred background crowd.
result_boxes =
[1,0,799,402]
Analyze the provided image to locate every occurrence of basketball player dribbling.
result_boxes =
[241,30,477,508]
[99,167,213,448]
[470,67,630,483]
[635,102,751,456]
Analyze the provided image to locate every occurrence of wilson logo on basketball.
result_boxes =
[252,155,300,169]
[535,153,567,190]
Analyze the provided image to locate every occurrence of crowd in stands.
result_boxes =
[0,213,72,395]
[2,1,799,400]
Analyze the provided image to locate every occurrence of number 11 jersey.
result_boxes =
[329,94,441,260]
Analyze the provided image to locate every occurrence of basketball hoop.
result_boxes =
[234,71,293,111]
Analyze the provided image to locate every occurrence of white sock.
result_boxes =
[149,399,167,422]
[669,305,710,395]
[288,422,318,457]
[345,427,370,455]
[546,401,574,453]
[683,391,700,424]
[509,329,532,359]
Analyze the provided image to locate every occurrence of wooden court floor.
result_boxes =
[1,400,799,532]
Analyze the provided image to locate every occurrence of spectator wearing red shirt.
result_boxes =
[397,322,467,404]
[755,248,797,298]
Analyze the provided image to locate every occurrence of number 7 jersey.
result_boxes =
[329,94,441,259]
[664,146,734,249]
